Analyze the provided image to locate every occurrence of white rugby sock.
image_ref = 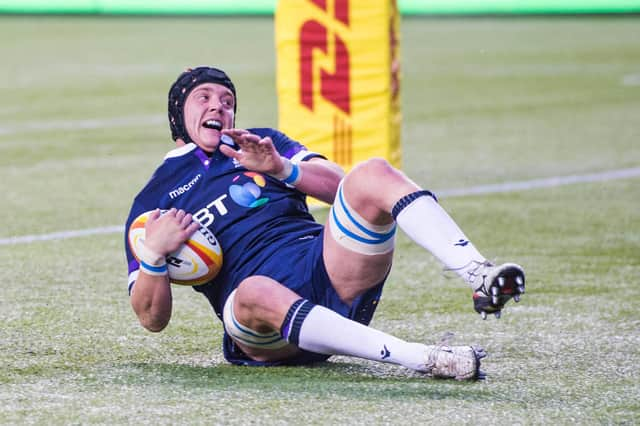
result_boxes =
[393,192,486,289]
[283,302,428,372]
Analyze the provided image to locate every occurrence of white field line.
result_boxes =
[436,167,640,198]
[0,226,124,246]
[1,167,638,246]
[0,115,164,135]
[622,73,640,86]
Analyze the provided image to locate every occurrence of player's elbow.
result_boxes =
[139,314,170,332]
[130,281,172,332]
[143,321,168,333]
[132,300,171,332]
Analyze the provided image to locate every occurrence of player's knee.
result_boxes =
[347,158,408,195]
[222,288,291,352]
[234,276,283,331]
[341,157,414,220]
[235,276,275,310]
[352,157,396,182]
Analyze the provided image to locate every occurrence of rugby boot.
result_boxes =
[471,262,525,319]
[423,344,487,381]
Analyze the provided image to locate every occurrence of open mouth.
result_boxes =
[202,119,223,131]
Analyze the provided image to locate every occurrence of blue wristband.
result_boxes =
[283,162,300,185]
[140,260,168,275]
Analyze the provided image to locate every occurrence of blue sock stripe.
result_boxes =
[287,301,314,346]
[391,190,438,220]
[337,185,397,241]
[280,299,305,340]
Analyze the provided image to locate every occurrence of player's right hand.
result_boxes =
[220,128,285,176]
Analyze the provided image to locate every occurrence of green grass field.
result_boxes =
[1,15,639,424]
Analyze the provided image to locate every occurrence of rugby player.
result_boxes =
[124,66,525,380]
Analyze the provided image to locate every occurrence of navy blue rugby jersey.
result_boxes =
[124,128,326,317]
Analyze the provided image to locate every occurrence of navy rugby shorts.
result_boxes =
[222,229,386,366]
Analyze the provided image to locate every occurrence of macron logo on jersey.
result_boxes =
[169,174,202,200]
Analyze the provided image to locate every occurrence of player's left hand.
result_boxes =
[220,128,286,176]
[144,208,200,256]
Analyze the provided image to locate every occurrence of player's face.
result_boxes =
[183,83,235,153]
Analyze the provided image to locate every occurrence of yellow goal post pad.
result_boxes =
[275,0,402,205]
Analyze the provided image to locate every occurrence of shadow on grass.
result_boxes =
[108,360,493,401]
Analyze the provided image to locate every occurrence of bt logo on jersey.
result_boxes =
[192,172,270,228]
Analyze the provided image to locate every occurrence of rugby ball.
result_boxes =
[128,210,223,286]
